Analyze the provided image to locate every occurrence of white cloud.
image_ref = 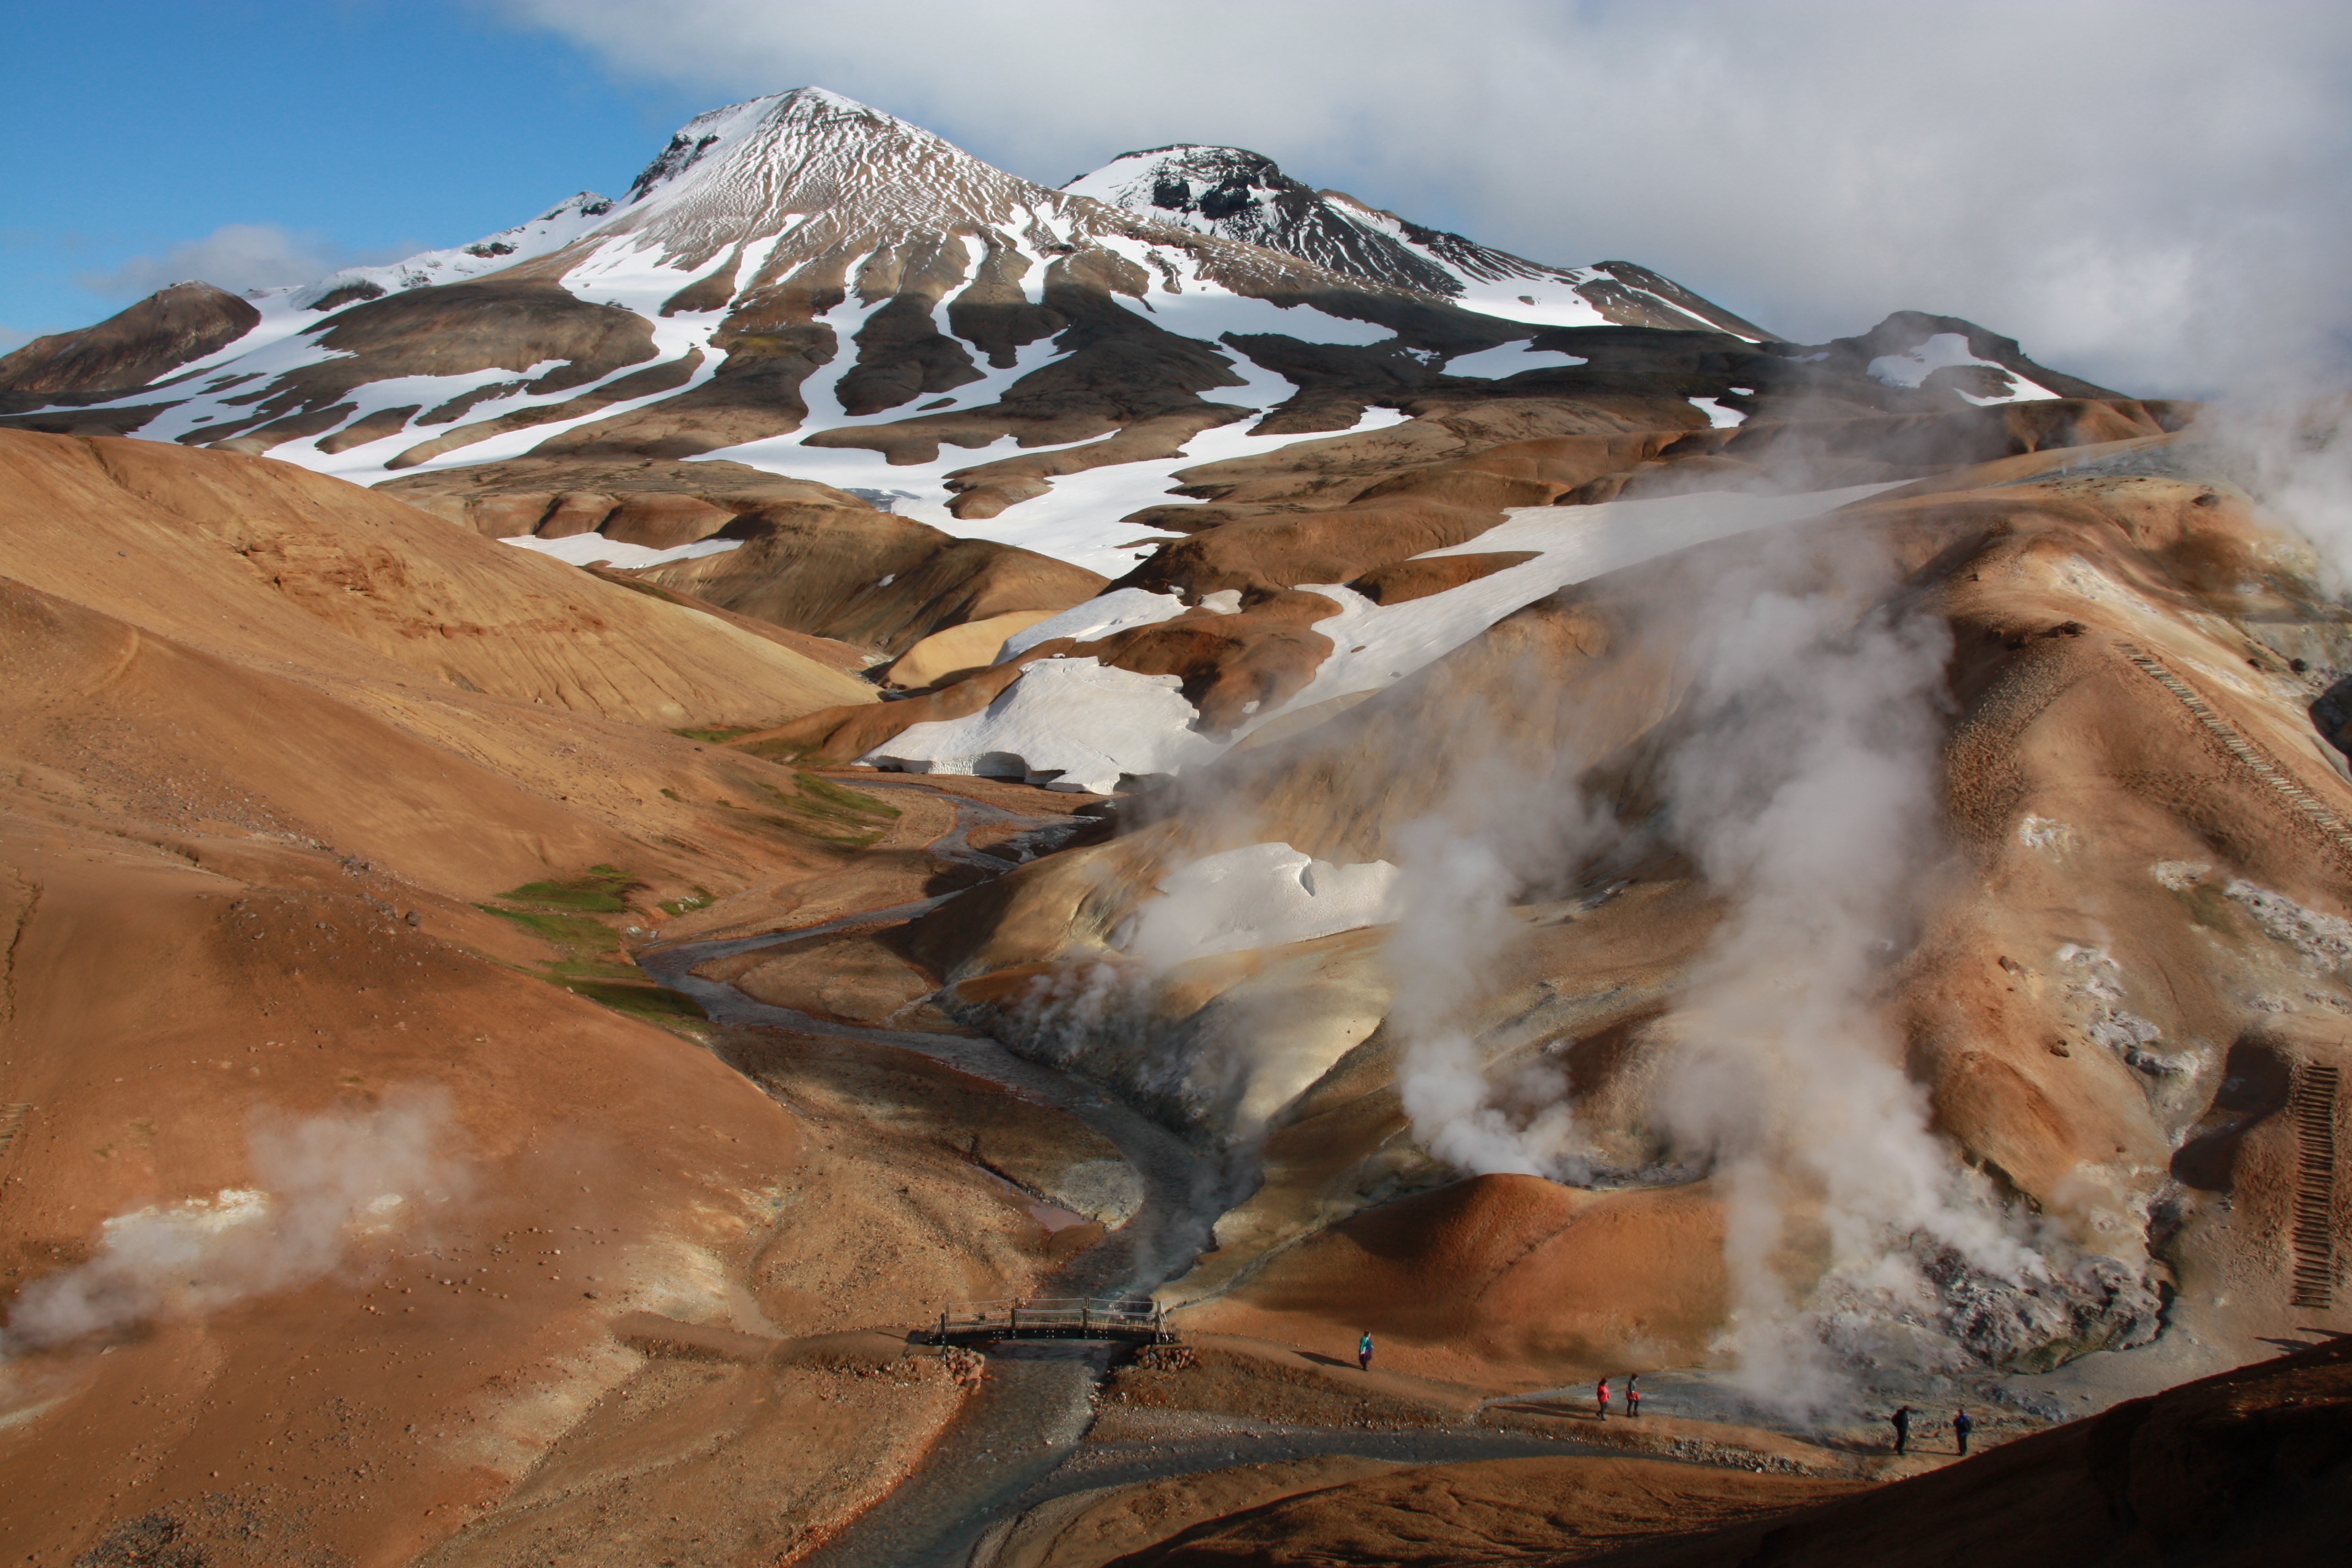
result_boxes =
[502,0,2352,396]
[78,222,415,298]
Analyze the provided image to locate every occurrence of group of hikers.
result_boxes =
[1890,1404,1973,1456]
[1594,1374,1641,1417]
[1351,1335,1975,1458]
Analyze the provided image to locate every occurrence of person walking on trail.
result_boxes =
[1890,1406,1912,1455]
[1625,1374,1641,1417]
[1358,1331,1374,1372]
[1953,1408,1973,1456]
[1596,1378,1611,1419]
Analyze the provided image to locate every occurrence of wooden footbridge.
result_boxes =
[923,1297,1174,1347]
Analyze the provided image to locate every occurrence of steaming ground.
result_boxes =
[921,426,2352,1439]
[5,404,2351,1565]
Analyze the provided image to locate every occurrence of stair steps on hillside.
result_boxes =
[0,1103,27,1162]
[2119,646,2352,856]
[2290,1064,2340,1310]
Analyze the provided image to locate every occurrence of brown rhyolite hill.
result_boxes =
[908,438,2352,1390]
[0,281,259,413]
[0,431,1114,1565]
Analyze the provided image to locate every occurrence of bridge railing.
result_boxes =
[926,1296,1170,1342]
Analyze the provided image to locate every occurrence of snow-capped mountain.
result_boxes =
[1064,144,1767,337]
[0,88,2105,578]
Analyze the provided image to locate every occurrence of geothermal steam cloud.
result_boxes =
[2,1086,463,1354]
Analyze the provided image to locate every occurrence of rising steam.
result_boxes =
[1640,536,2047,1413]
[1384,513,2095,1416]
[2,1086,464,1354]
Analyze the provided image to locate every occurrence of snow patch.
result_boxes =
[998,587,1190,660]
[862,657,1223,793]
[1444,342,1589,379]
[1118,842,1403,964]
[869,480,1904,792]
[1270,481,1906,720]
[501,534,743,570]
[1689,395,1747,428]
[1866,332,2060,404]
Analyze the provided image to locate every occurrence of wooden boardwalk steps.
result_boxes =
[2290,1064,2340,1310]
[0,1104,27,1162]
[2119,645,2352,856]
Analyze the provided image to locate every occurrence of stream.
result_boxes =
[633,793,1239,1564]
[633,792,1619,1566]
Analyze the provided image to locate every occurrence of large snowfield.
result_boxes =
[861,481,1907,791]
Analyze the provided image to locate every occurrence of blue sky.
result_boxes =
[0,2,715,344]
[6,2,2348,394]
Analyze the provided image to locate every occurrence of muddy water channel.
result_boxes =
[635,797,1605,1567]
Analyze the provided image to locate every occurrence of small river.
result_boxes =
[636,793,1616,1566]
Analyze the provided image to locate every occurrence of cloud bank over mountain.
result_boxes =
[78,222,418,298]
[505,0,2352,396]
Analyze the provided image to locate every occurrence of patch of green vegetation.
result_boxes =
[799,771,901,819]
[672,726,753,744]
[754,770,902,848]
[658,888,716,917]
[476,863,707,1034]
[660,787,682,801]
[493,864,639,912]
[560,978,707,1023]
[476,904,625,951]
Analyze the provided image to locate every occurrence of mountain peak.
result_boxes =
[1064,144,1767,335]
[603,86,1068,264]
[620,86,914,206]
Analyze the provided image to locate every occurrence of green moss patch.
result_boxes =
[559,978,707,1023]
[476,904,624,951]
[756,771,901,848]
[658,888,716,917]
[493,863,639,913]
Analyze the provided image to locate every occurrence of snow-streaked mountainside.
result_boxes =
[1064,144,1767,336]
[2,86,2131,592]
[0,87,1839,576]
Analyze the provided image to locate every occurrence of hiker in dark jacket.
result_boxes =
[1891,1406,1912,1455]
[1358,1331,1374,1371]
[1953,1408,1973,1456]
[1625,1373,1641,1417]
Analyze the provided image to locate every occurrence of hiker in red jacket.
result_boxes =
[1596,1377,1611,1418]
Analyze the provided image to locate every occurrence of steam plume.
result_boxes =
[1384,511,2072,1416]
[2,1086,464,1354]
